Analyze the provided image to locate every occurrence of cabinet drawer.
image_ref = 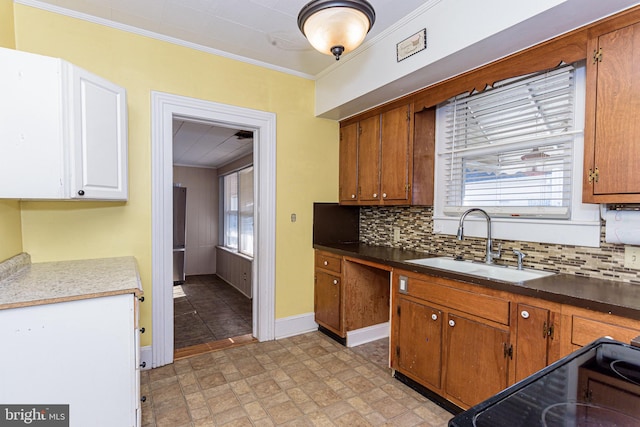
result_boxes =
[315,251,342,273]
[402,275,510,325]
[571,316,640,347]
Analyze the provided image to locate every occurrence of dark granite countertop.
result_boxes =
[315,243,640,321]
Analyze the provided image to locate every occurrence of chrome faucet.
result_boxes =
[456,208,501,264]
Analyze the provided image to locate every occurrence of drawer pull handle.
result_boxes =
[521,310,530,319]
[431,314,438,321]
[448,320,455,327]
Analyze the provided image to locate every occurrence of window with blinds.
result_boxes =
[440,63,579,219]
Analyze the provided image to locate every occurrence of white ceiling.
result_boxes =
[30,0,429,77]
[172,119,253,169]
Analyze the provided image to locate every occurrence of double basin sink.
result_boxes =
[405,257,555,284]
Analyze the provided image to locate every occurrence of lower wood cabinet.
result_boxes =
[514,302,558,382]
[391,270,511,408]
[314,250,390,339]
[395,297,442,389]
[445,313,510,408]
[315,270,342,333]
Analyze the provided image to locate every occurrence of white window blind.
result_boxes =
[441,63,578,219]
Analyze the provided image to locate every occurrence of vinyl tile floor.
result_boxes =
[174,275,252,350]
[141,332,455,426]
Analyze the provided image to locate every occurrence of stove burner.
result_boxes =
[541,402,640,427]
[610,359,640,386]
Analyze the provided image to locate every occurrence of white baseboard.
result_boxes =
[275,312,318,339]
[140,345,153,370]
[346,322,390,347]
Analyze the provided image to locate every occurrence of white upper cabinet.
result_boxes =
[0,47,127,200]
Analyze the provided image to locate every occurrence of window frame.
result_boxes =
[221,165,254,257]
[433,62,601,247]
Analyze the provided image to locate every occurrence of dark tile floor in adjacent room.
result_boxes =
[174,274,253,350]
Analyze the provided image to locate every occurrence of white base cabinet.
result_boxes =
[0,294,140,427]
[0,47,127,200]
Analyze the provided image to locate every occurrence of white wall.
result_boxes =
[173,166,218,275]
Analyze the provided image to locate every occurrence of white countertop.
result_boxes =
[0,253,143,310]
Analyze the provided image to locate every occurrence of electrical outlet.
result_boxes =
[393,227,401,243]
[624,246,640,269]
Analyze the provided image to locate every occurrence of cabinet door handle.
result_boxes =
[323,261,328,266]
[373,193,378,198]
[382,193,387,198]
[431,314,438,321]
[521,310,530,319]
[448,319,455,327]
[351,194,356,199]
[77,190,85,196]
[332,279,338,285]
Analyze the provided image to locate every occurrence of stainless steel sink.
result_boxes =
[405,257,555,283]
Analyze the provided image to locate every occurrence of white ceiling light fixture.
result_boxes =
[297,0,376,61]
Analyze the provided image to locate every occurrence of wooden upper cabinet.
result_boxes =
[584,20,640,203]
[380,105,411,203]
[339,104,413,206]
[358,114,382,202]
[339,122,358,203]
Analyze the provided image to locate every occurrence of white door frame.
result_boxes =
[150,92,276,368]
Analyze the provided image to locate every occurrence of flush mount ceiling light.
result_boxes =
[297,0,376,61]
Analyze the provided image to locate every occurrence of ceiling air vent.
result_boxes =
[234,130,253,140]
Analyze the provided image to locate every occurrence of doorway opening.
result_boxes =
[172,119,255,357]
[151,92,276,368]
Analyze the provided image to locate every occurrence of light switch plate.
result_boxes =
[399,275,408,293]
[393,227,400,243]
[624,246,640,269]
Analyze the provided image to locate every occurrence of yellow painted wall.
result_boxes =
[0,200,23,262]
[0,0,15,48]
[13,4,339,344]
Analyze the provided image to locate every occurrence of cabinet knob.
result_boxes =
[382,193,387,198]
[140,361,146,368]
[351,194,356,199]
[431,314,438,321]
[448,319,455,327]
[138,296,145,302]
[373,193,378,198]
[332,279,338,285]
[140,327,145,334]
[77,190,85,196]
[521,310,530,319]
[323,261,328,266]
[140,396,147,403]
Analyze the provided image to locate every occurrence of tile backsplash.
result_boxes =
[360,206,640,285]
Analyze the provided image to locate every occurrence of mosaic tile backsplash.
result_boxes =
[360,206,640,285]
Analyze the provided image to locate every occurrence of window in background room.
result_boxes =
[222,166,254,257]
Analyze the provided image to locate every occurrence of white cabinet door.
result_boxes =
[0,47,128,201]
[0,294,139,427]
[0,48,66,199]
[70,66,128,200]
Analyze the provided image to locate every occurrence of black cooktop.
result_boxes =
[449,338,640,427]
